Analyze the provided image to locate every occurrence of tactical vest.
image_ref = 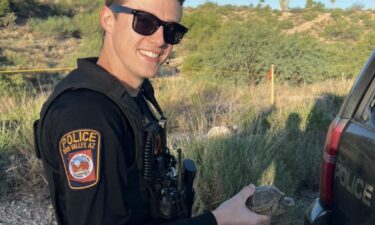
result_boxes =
[33,61,165,223]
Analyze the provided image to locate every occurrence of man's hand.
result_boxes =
[212,184,270,225]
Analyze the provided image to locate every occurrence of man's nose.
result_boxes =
[148,26,166,46]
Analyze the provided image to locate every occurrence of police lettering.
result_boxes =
[335,162,374,207]
[60,130,99,154]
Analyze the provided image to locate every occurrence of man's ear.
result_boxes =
[100,6,115,35]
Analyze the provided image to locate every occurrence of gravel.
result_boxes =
[0,195,56,225]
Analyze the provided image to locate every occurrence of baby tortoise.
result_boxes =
[246,185,295,216]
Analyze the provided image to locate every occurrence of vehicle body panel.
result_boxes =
[305,50,375,225]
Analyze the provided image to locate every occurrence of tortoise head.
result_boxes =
[280,196,295,208]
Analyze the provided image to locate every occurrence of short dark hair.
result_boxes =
[105,0,185,6]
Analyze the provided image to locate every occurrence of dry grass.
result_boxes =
[0,25,80,70]
[0,76,355,224]
[152,76,354,225]
[153,76,354,133]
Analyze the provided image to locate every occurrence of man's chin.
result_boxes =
[140,68,160,79]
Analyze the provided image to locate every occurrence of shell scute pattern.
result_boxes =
[246,185,295,216]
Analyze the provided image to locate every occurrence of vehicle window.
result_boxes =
[357,76,375,128]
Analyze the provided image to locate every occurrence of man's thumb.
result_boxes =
[239,184,256,201]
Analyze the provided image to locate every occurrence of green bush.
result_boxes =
[330,8,345,20]
[323,20,361,41]
[29,16,79,38]
[0,74,33,93]
[0,12,15,26]
[278,19,294,30]
[348,2,365,11]
[301,10,319,21]
[323,36,375,79]
[182,19,331,83]
[360,13,375,29]
[0,0,10,16]
[74,36,102,60]
[182,21,279,82]
[9,0,72,18]
[267,34,331,83]
[181,10,222,51]
[6,0,101,19]
[55,0,102,13]
[0,86,46,196]
[73,9,101,37]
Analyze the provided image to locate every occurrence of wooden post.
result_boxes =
[270,64,275,105]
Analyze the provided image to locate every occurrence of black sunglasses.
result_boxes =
[109,5,188,45]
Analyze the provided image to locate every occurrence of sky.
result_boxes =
[184,0,375,9]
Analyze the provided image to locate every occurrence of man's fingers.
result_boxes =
[253,214,271,225]
[239,183,256,200]
[258,214,270,223]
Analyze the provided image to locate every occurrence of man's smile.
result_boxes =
[139,49,161,59]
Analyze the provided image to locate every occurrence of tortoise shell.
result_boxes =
[246,185,294,216]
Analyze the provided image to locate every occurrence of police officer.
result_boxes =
[34,0,270,224]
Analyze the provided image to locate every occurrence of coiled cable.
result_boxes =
[144,132,153,182]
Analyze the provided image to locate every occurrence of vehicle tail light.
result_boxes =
[319,117,349,207]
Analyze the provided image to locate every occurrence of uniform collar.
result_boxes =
[77,57,111,77]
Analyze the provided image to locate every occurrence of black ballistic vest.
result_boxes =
[34,59,162,224]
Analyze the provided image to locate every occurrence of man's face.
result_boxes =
[108,0,182,81]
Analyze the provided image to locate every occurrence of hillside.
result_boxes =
[1,2,375,82]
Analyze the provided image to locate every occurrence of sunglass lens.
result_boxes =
[164,24,187,45]
[133,11,188,45]
[133,12,159,35]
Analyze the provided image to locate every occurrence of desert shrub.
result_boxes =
[0,86,47,196]
[0,74,33,94]
[289,7,304,13]
[29,16,79,38]
[182,21,278,83]
[306,0,326,11]
[323,34,375,79]
[74,36,102,60]
[278,19,294,30]
[8,0,72,19]
[353,31,375,69]
[5,52,29,68]
[348,2,365,11]
[316,42,367,79]
[323,20,361,41]
[0,12,15,26]
[330,8,345,20]
[252,7,280,27]
[182,20,331,83]
[73,10,101,37]
[181,10,222,51]
[28,8,101,39]
[5,0,100,20]
[55,0,102,13]
[301,10,319,21]
[361,13,375,29]
[0,0,10,16]
[266,34,330,83]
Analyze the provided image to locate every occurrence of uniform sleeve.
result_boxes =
[162,212,217,225]
[42,89,133,225]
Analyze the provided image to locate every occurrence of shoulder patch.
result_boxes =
[59,129,101,190]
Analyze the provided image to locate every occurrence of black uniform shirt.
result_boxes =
[40,58,217,225]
